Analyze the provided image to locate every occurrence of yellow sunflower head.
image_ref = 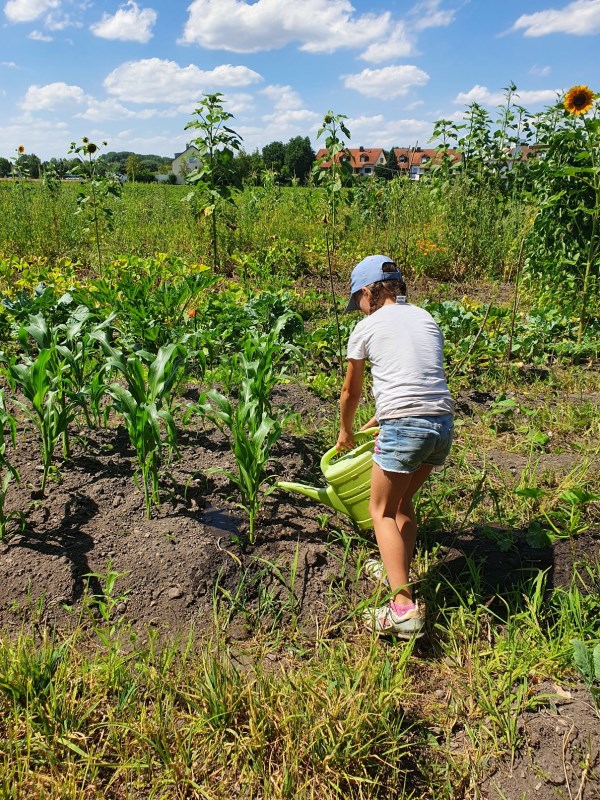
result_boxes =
[564,85,595,116]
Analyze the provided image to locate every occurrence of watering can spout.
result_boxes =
[275,481,348,515]
[276,429,379,531]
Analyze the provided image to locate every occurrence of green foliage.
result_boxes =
[262,140,286,173]
[424,298,598,379]
[523,90,600,341]
[73,257,218,354]
[194,387,283,543]
[6,346,71,493]
[571,639,600,710]
[68,137,122,273]
[2,306,107,491]
[190,315,298,541]
[184,93,243,270]
[284,135,315,184]
[93,333,187,518]
[311,111,354,250]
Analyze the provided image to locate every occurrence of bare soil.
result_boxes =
[0,381,598,798]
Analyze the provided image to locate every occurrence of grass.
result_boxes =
[0,556,598,799]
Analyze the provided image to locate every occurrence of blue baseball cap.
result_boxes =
[346,255,403,311]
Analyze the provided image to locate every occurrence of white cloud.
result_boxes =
[44,11,73,30]
[180,0,391,54]
[4,0,59,23]
[512,0,600,37]
[1,61,18,67]
[359,22,414,63]
[0,118,70,158]
[262,107,320,126]
[409,0,456,32]
[76,98,170,122]
[104,58,262,104]
[28,29,53,40]
[343,65,429,99]
[346,113,432,147]
[454,85,561,106]
[530,64,552,77]
[261,84,303,111]
[91,1,157,43]
[21,81,86,111]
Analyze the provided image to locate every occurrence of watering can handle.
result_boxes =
[320,428,379,472]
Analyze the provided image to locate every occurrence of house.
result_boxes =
[315,146,385,176]
[392,147,462,180]
[171,145,201,184]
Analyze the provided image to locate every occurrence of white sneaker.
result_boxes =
[362,558,389,586]
[363,602,424,638]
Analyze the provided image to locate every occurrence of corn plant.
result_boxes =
[0,390,19,538]
[193,387,283,543]
[192,314,299,541]
[93,332,186,517]
[14,308,111,440]
[6,348,72,493]
[225,312,301,415]
[4,309,93,493]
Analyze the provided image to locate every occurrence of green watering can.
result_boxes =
[276,429,378,530]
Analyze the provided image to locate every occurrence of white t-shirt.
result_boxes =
[346,299,454,420]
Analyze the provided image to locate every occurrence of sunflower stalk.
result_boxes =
[562,86,600,345]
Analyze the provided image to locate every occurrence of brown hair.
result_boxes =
[364,278,407,314]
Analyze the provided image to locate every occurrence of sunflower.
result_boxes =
[564,85,595,115]
[17,145,25,154]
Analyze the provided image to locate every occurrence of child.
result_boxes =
[336,255,454,638]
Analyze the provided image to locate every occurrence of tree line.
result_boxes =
[0,136,316,186]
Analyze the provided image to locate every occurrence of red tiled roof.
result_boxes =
[393,147,462,170]
[315,147,385,169]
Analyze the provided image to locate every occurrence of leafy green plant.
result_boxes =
[311,111,353,249]
[224,312,301,412]
[5,330,77,493]
[184,93,243,270]
[68,137,122,273]
[571,639,600,711]
[193,387,283,543]
[523,86,599,340]
[75,260,218,353]
[93,333,186,517]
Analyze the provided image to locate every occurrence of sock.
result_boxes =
[391,600,416,616]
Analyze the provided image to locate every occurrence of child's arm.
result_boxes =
[336,358,364,451]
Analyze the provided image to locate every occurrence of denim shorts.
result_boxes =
[373,414,454,474]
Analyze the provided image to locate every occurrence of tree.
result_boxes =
[15,153,41,178]
[284,136,314,184]
[43,158,71,178]
[231,149,264,186]
[0,157,10,178]
[262,141,286,172]
[374,148,399,180]
[126,154,142,183]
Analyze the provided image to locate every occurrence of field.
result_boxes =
[0,171,598,800]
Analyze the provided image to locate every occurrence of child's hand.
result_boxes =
[336,431,356,452]
[360,416,378,431]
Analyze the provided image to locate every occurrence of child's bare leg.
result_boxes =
[370,463,433,605]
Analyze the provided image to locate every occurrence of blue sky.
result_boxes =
[1,0,599,161]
